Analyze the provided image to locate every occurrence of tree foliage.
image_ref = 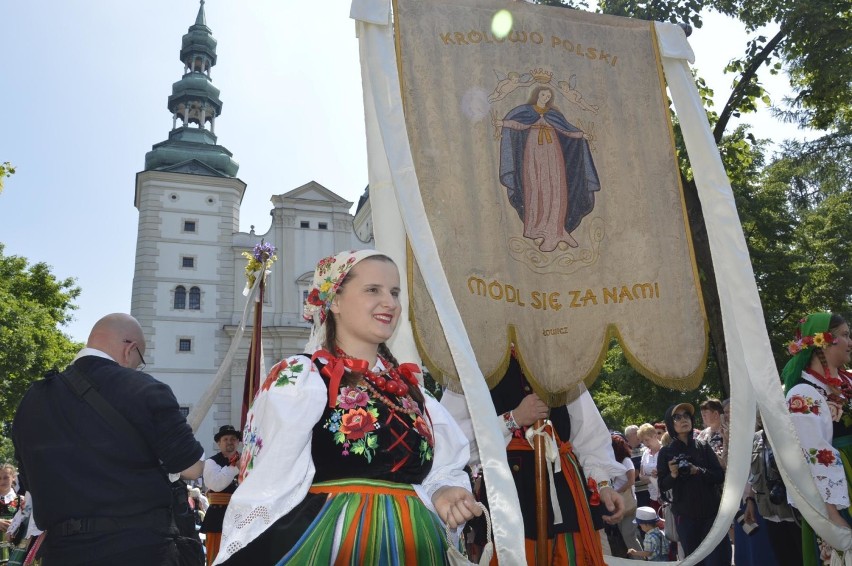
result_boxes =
[0,243,82,433]
[752,125,852,355]
[0,162,15,193]
[0,436,14,466]
[589,340,725,430]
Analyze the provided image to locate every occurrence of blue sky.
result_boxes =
[0,1,799,343]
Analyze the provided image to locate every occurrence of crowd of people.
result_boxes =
[2,248,852,566]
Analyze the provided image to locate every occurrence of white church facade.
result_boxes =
[130,4,372,454]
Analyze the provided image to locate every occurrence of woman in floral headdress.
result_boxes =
[783,312,852,565]
[214,250,481,565]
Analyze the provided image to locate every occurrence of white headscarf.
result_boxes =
[302,249,386,353]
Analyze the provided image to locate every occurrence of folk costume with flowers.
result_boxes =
[783,313,852,566]
[214,250,473,565]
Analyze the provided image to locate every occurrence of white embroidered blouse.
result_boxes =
[786,370,849,509]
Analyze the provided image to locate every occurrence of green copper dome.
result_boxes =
[180,2,217,68]
[169,74,222,118]
[144,0,238,178]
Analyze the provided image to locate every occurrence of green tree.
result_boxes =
[751,123,852,359]
[0,436,14,465]
[590,341,726,431]
[0,162,15,193]
[0,243,82,435]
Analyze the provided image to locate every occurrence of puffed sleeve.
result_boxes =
[413,390,474,517]
[567,389,625,484]
[786,382,848,509]
[214,355,327,564]
[203,458,239,492]
[440,388,509,469]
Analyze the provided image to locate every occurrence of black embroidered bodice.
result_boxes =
[310,368,434,485]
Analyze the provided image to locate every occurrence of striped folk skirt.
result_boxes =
[277,478,450,565]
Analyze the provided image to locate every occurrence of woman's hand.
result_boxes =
[432,486,482,529]
[0,518,10,532]
[512,393,550,427]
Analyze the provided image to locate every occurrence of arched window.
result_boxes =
[189,286,201,310]
[174,286,186,310]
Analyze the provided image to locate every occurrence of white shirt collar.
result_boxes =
[73,347,116,363]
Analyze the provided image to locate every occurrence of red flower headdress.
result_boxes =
[787,325,836,356]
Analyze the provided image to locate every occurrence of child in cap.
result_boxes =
[627,506,667,561]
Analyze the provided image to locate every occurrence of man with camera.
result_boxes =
[657,402,729,566]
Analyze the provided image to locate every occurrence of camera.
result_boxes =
[768,480,787,505]
[673,454,692,473]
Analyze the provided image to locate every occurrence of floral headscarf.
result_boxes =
[303,249,385,353]
[782,312,832,393]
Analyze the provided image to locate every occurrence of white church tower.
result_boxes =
[131,2,371,454]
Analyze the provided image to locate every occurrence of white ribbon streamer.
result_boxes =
[350,0,527,562]
[186,266,264,432]
[524,421,564,526]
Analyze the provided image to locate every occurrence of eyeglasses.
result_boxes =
[672,412,691,422]
[122,339,146,370]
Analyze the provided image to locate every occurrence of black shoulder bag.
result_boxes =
[60,365,205,566]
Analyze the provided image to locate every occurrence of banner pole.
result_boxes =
[534,418,548,566]
[241,276,264,430]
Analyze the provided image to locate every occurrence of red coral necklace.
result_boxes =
[334,348,422,417]
[805,367,852,400]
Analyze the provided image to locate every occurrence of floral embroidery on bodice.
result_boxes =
[238,356,436,485]
[311,377,434,484]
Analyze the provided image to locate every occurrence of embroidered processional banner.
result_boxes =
[396,0,708,400]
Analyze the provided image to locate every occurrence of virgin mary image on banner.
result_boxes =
[494,82,601,252]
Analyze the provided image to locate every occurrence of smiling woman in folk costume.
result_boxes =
[214,250,481,565]
[782,313,852,566]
